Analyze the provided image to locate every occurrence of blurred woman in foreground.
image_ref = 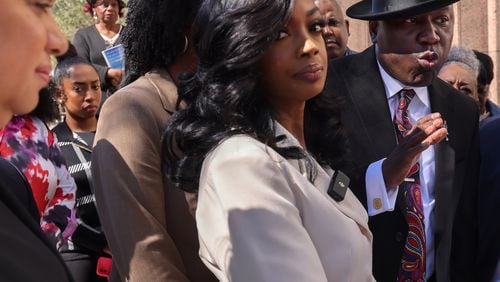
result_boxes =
[0,0,73,280]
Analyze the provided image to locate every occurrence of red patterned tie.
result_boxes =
[394,89,426,281]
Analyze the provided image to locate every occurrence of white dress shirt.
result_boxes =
[365,59,436,279]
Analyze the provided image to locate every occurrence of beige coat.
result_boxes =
[196,123,375,282]
[92,70,216,282]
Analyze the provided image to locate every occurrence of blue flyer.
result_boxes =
[101,44,125,69]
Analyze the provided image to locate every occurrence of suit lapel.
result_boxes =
[56,121,92,152]
[145,70,178,114]
[315,166,371,232]
[341,46,398,161]
[340,47,405,214]
[275,123,370,231]
[428,79,455,246]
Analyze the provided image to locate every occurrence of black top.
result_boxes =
[0,158,39,221]
[77,131,95,147]
[53,121,106,254]
[0,158,73,281]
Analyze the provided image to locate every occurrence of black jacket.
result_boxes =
[325,45,480,282]
[0,157,73,281]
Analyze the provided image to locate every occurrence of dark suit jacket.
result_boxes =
[0,158,73,281]
[326,46,480,282]
[480,100,500,127]
[478,116,500,282]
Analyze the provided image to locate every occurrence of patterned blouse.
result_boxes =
[0,115,77,246]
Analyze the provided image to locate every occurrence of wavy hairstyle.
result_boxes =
[120,0,202,86]
[29,86,61,124]
[163,0,349,193]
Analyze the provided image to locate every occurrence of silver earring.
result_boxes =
[182,35,189,54]
[93,11,98,20]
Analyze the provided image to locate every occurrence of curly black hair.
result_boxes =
[162,0,349,193]
[120,0,202,86]
[474,50,494,91]
[29,86,61,124]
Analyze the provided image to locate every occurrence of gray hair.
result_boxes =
[442,45,480,78]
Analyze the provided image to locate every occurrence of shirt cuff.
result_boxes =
[365,158,398,216]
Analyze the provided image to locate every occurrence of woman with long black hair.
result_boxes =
[163,0,374,281]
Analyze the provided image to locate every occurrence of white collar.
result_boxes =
[375,45,430,108]
[274,121,303,149]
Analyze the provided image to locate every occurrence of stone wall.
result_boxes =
[337,0,500,103]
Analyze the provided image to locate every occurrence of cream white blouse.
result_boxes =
[195,122,375,282]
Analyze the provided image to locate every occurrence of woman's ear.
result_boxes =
[55,86,66,105]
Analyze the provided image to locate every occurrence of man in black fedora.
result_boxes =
[324,0,480,281]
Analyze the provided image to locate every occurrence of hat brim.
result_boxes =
[346,0,459,20]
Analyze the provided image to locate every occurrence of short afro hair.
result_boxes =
[442,46,480,78]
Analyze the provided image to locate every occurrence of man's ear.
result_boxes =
[345,19,350,36]
[369,21,378,43]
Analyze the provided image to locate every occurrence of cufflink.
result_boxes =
[373,198,382,210]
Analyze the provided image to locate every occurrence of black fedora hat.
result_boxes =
[346,0,459,20]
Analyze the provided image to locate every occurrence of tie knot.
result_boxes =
[398,89,416,111]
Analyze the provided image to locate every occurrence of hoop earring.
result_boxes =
[182,35,189,54]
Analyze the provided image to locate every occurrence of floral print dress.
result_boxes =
[0,115,77,246]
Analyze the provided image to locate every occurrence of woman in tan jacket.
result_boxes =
[91,0,216,281]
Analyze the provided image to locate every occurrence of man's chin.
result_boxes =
[327,49,343,59]
[408,71,435,87]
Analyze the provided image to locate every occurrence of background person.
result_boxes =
[163,0,374,281]
[73,0,125,96]
[315,0,356,59]
[438,45,480,106]
[0,0,73,280]
[478,115,500,282]
[91,0,216,281]
[327,0,480,280]
[474,50,500,123]
[53,56,107,282]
